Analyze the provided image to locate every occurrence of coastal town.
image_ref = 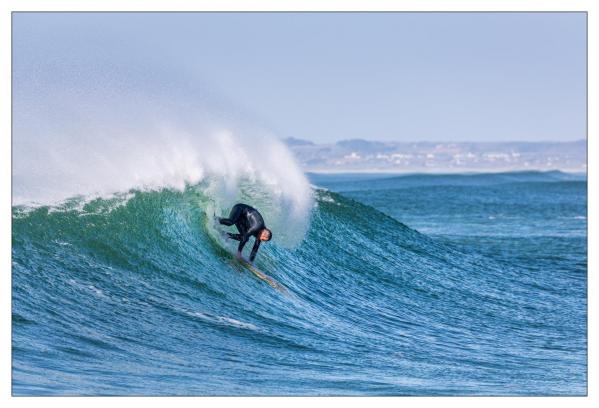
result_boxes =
[285,138,586,173]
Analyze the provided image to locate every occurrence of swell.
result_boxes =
[12,184,586,395]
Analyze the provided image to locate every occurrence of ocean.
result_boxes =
[12,170,587,396]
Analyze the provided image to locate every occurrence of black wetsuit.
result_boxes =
[219,203,266,262]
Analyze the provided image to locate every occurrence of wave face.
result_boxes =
[12,172,587,395]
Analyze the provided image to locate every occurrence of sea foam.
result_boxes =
[13,65,313,246]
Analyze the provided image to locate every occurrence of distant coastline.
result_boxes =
[304,167,587,175]
[285,138,586,173]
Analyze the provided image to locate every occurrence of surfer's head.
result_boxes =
[259,228,272,242]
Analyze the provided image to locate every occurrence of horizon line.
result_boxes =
[283,137,587,145]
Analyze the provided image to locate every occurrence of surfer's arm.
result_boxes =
[249,239,261,262]
[243,225,262,261]
[237,233,251,255]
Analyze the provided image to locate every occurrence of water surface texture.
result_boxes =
[13,171,587,395]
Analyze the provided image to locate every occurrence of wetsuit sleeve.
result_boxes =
[237,234,251,254]
[249,239,261,262]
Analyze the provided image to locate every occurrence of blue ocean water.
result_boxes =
[12,170,587,395]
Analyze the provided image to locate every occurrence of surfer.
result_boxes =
[218,203,272,262]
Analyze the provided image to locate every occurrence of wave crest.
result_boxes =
[13,71,313,247]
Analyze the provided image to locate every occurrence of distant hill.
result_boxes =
[284,138,586,173]
[283,137,315,146]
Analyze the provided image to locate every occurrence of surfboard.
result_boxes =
[239,258,288,294]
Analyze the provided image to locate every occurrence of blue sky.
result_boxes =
[13,12,586,143]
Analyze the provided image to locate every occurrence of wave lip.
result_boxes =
[13,81,314,245]
[13,55,314,245]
